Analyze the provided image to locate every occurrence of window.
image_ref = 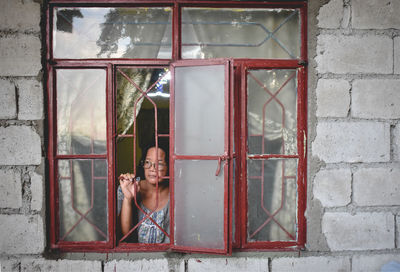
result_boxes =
[47,0,307,254]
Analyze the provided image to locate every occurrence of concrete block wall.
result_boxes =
[309,0,400,270]
[0,0,46,265]
[0,0,399,271]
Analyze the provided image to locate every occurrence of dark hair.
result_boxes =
[136,142,169,180]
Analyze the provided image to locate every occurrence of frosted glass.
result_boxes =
[174,160,225,249]
[175,65,225,155]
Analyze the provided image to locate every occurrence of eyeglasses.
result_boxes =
[142,160,167,170]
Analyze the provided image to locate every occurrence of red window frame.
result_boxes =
[46,0,307,254]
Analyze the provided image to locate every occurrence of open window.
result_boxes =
[171,60,231,254]
[47,0,307,254]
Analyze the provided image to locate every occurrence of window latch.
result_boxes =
[215,152,229,176]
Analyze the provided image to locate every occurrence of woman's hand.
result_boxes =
[118,173,140,201]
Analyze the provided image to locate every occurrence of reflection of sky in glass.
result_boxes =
[54,8,106,58]
[53,7,171,59]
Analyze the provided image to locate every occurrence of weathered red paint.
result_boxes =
[47,0,307,253]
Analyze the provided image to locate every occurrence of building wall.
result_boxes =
[0,0,399,271]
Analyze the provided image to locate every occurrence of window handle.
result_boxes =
[215,152,229,176]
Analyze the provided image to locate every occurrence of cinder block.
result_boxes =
[316,79,350,117]
[354,167,400,206]
[104,259,173,272]
[0,126,41,166]
[316,34,392,74]
[30,172,43,211]
[313,168,351,207]
[0,79,17,119]
[16,79,43,120]
[20,259,102,272]
[0,259,19,272]
[317,0,343,29]
[187,258,269,272]
[322,212,394,251]
[353,254,400,272]
[0,0,40,32]
[312,121,390,163]
[395,124,400,161]
[395,37,400,74]
[397,215,400,248]
[352,0,400,29]
[352,80,400,119]
[0,215,44,254]
[0,35,41,77]
[272,256,350,272]
[0,169,22,209]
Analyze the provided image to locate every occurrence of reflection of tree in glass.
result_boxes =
[96,8,170,58]
[56,10,83,33]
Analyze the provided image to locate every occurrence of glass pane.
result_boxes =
[53,7,172,59]
[247,69,297,155]
[57,69,106,155]
[247,158,297,242]
[174,64,225,155]
[174,160,225,249]
[58,159,108,242]
[116,68,170,176]
[182,8,300,59]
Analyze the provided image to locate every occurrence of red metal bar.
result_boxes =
[239,62,248,248]
[169,62,176,249]
[248,154,299,159]
[51,60,171,66]
[49,0,306,5]
[173,2,181,61]
[56,154,107,159]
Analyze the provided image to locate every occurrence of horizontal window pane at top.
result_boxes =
[182,8,300,59]
[57,69,106,155]
[53,7,172,59]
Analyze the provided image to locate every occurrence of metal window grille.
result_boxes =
[46,0,307,253]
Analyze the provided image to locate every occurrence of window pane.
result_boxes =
[58,159,108,242]
[174,160,225,249]
[53,7,172,59]
[174,64,225,155]
[247,69,297,155]
[247,158,297,242]
[57,69,106,155]
[116,68,170,175]
[182,8,300,59]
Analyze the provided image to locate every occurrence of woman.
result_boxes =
[118,146,169,243]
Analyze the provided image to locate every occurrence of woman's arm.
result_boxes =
[120,196,133,235]
[119,173,140,236]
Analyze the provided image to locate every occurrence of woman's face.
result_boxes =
[144,147,167,184]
